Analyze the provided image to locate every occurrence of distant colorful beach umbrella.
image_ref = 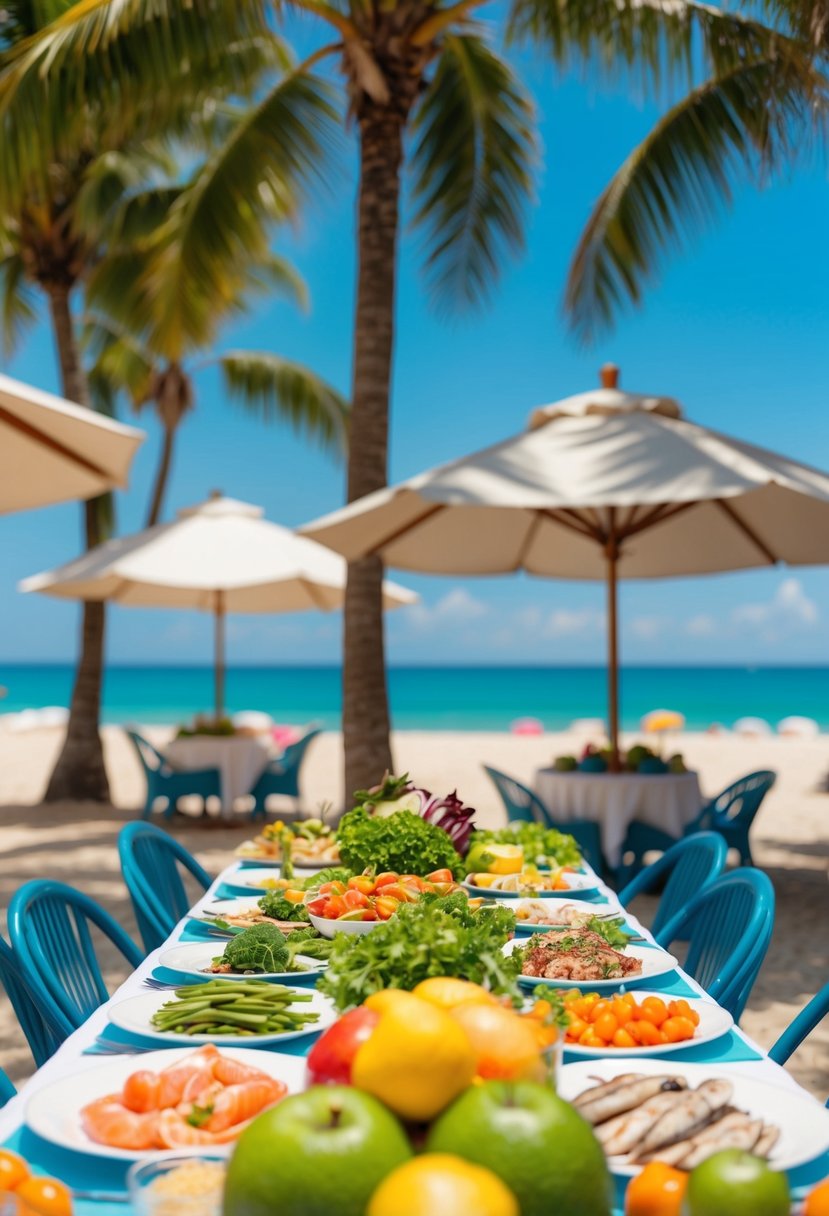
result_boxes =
[20,494,416,717]
[641,709,685,734]
[0,372,143,514]
[302,365,829,768]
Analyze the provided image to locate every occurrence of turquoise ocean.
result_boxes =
[0,664,826,731]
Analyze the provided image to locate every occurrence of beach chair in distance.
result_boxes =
[119,822,212,952]
[0,1067,15,1108]
[482,766,605,875]
[654,869,774,1020]
[9,880,144,1033]
[0,934,67,1067]
[249,727,322,819]
[616,832,728,937]
[769,981,829,1103]
[126,729,222,819]
[619,769,776,879]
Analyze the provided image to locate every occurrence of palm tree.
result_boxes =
[85,213,348,527]
[0,0,817,797]
[0,8,332,801]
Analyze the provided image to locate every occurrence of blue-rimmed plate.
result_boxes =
[505,939,678,990]
[463,872,603,900]
[158,941,326,983]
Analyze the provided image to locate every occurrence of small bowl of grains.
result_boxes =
[127,1156,226,1216]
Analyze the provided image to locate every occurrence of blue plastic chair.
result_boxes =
[655,869,775,1019]
[0,1067,15,1108]
[119,821,212,952]
[619,769,777,879]
[9,880,144,1032]
[482,766,606,874]
[126,729,222,819]
[617,832,728,937]
[0,934,67,1066]
[769,981,829,1080]
[250,728,322,819]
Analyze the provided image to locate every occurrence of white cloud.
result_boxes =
[407,587,488,630]
[543,607,605,637]
[732,578,819,632]
[685,614,718,637]
[629,615,667,640]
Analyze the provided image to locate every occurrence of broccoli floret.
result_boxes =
[222,924,290,973]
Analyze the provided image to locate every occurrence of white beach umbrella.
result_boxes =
[21,493,416,716]
[302,365,829,765]
[0,373,144,513]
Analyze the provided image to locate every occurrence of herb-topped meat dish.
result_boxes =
[520,928,643,981]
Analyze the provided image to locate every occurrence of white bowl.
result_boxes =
[309,911,383,939]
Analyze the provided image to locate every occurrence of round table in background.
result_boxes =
[534,768,703,869]
[164,735,272,817]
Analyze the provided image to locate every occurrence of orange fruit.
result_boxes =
[625,1161,687,1215]
[449,1003,546,1081]
[804,1179,829,1216]
[0,1150,30,1192]
[15,1177,73,1216]
[412,978,498,1011]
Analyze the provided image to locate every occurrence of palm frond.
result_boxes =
[218,350,349,457]
[508,0,813,98]
[136,68,338,356]
[82,312,156,406]
[108,186,184,246]
[0,0,268,202]
[410,32,537,310]
[565,56,826,341]
[0,245,37,358]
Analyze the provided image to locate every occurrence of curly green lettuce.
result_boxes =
[336,808,465,878]
[221,924,290,973]
[470,823,583,869]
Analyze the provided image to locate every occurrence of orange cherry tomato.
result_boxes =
[374,883,413,903]
[631,1019,663,1046]
[16,1177,73,1216]
[0,1149,30,1191]
[612,1027,637,1048]
[374,896,399,920]
[660,1016,696,1043]
[639,997,668,1027]
[668,999,700,1027]
[803,1178,829,1216]
[625,1161,687,1216]
[347,875,376,896]
[374,872,401,888]
[578,1029,606,1049]
[611,996,633,1025]
[425,869,454,884]
[593,1013,619,1042]
[588,999,614,1024]
[566,1016,588,1041]
[342,888,369,909]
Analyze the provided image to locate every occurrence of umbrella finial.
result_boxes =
[209,488,223,500]
[600,363,619,389]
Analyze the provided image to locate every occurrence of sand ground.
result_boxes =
[0,725,827,1097]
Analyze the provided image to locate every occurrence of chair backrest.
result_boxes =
[9,880,144,1031]
[0,934,68,1067]
[0,1066,15,1108]
[279,727,322,773]
[126,729,167,775]
[118,821,212,952]
[769,980,829,1068]
[704,770,776,829]
[617,832,728,936]
[483,766,546,824]
[655,869,775,1016]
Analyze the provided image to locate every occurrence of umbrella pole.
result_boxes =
[215,591,225,721]
[606,536,621,772]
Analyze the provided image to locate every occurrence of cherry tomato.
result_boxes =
[624,1161,687,1216]
[373,873,401,887]
[342,888,370,910]
[374,883,413,903]
[305,896,327,917]
[640,997,668,1027]
[306,1007,380,1085]
[347,875,376,896]
[0,1149,30,1191]
[374,896,400,920]
[323,895,347,918]
[612,1027,637,1049]
[425,869,454,884]
[588,999,614,1024]
[319,881,347,896]
[660,1016,696,1043]
[15,1177,73,1216]
[593,1013,619,1042]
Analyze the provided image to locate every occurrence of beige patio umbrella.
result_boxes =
[0,372,144,513]
[302,365,829,766]
[21,493,417,717]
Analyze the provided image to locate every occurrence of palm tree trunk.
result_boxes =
[42,283,111,803]
[145,422,175,527]
[342,106,406,801]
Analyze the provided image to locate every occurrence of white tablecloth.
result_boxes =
[535,769,703,868]
[164,736,271,816]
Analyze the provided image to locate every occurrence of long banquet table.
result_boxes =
[1,861,827,1215]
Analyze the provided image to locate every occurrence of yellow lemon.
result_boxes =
[412,977,498,1011]
[367,1154,519,1216]
[354,992,477,1121]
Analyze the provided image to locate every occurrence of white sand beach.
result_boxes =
[1,724,827,1097]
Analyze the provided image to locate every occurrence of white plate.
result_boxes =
[223,867,286,891]
[236,850,336,870]
[308,911,383,939]
[109,986,335,1046]
[196,898,310,926]
[509,897,622,932]
[464,872,602,899]
[557,1057,829,1174]
[562,992,733,1057]
[158,941,326,982]
[505,939,678,990]
[25,1047,307,1162]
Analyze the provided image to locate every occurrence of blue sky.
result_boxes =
[2,35,828,667]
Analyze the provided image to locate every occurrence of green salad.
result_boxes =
[337,807,465,878]
[469,823,583,869]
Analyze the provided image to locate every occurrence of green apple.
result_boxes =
[554,755,578,772]
[223,1084,412,1216]
[426,1080,612,1216]
[685,1150,790,1216]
